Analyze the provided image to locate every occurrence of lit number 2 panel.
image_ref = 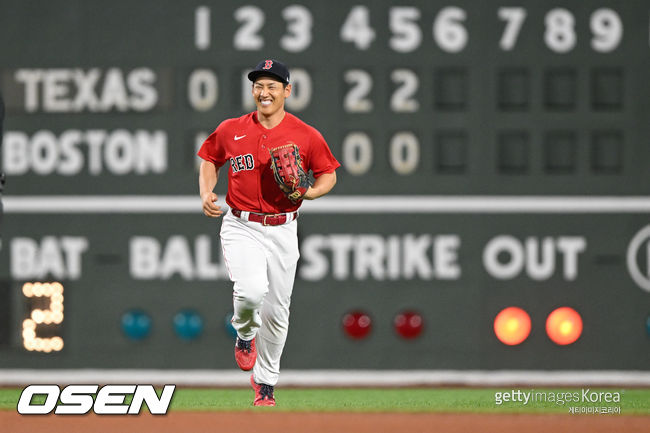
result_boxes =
[22,282,64,353]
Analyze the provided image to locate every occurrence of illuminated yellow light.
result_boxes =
[22,283,34,297]
[24,340,35,351]
[23,319,36,330]
[32,283,43,297]
[52,311,64,324]
[506,318,520,332]
[546,307,583,345]
[494,306,532,346]
[560,321,573,335]
[42,283,53,297]
[52,282,63,295]
[22,329,36,340]
[51,293,64,304]
[31,309,45,324]
[51,337,64,351]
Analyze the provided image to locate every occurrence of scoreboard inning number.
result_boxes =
[195,5,626,53]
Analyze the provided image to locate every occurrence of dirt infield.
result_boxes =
[3,411,650,433]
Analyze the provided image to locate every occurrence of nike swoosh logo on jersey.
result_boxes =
[234,135,246,141]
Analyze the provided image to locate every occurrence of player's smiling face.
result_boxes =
[252,77,291,117]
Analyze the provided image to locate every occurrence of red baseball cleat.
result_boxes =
[234,337,256,371]
[250,375,275,407]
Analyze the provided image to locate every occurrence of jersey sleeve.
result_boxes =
[197,124,227,167]
[307,129,340,177]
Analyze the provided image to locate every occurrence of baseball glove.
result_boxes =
[269,143,310,202]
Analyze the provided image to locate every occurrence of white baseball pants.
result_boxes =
[220,210,299,386]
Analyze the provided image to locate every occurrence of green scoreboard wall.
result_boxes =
[0,0,649,369]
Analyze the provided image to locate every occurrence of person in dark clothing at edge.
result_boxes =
[0,93,5,226]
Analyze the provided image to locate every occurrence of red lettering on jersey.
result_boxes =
[263,60,273,70]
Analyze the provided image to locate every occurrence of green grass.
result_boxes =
[2,387,648,415]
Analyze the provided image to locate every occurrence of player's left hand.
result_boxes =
[286,185,308,202]
[298,172,336,201]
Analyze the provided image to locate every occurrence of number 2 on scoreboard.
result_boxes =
[21,282,64,353]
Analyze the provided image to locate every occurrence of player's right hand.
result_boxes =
[201,192,223,218]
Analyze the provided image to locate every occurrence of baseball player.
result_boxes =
[198,59,339,406]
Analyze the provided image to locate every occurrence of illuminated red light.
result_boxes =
[493,306,531,346]
[394,311,424,339]
[342,311,372,339]
[546,307,583,345]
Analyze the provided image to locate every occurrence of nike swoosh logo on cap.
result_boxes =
[234,135,246,141]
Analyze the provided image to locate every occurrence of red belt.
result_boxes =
[231,209,298,226]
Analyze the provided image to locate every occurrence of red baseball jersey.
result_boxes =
[198,111,340,213]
